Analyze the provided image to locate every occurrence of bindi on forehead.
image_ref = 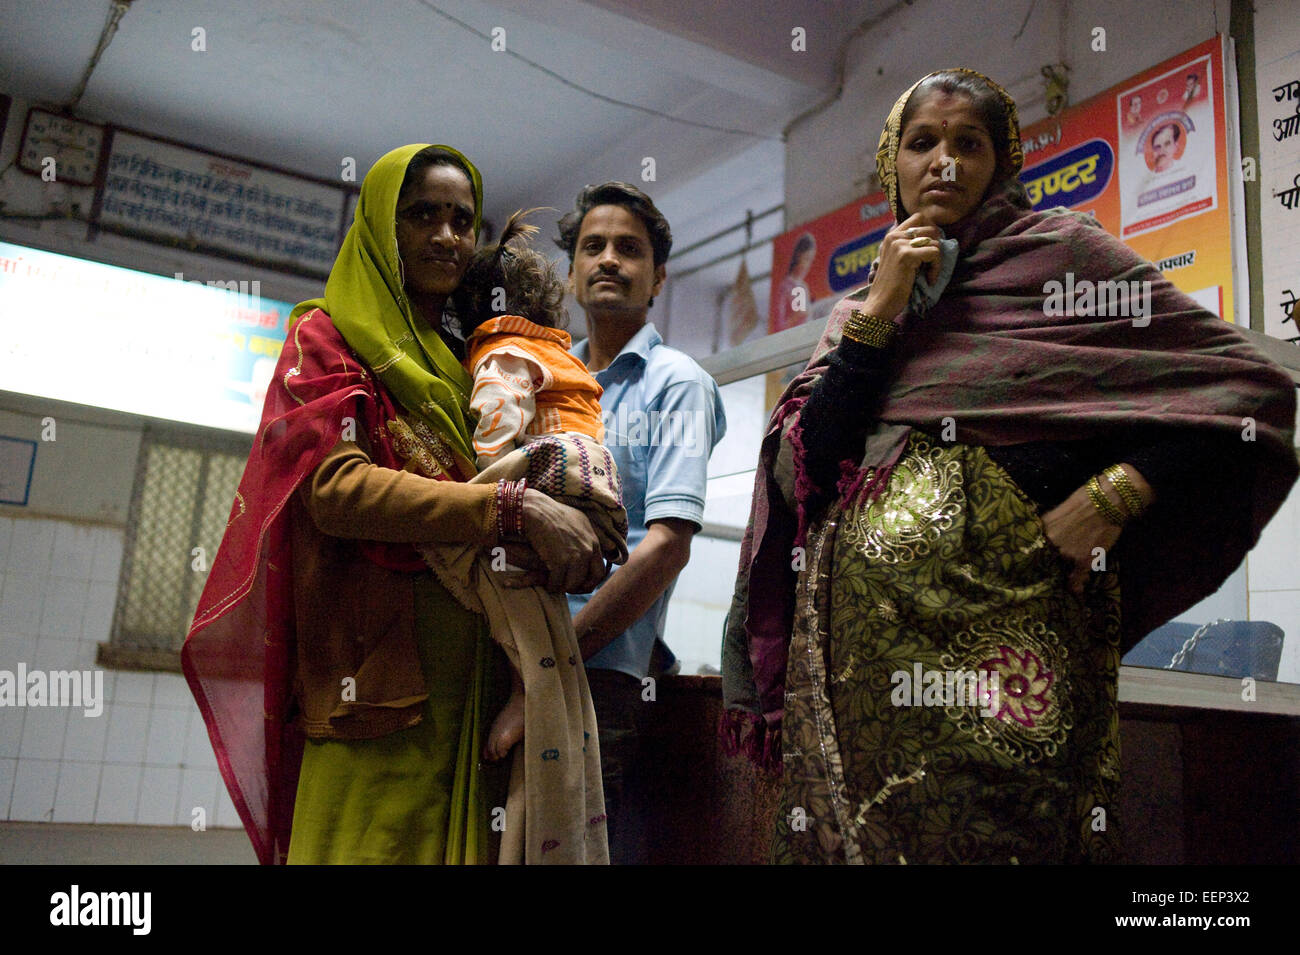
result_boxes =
[903,117,990,141]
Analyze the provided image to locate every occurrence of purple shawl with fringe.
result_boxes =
[720,179,1299,771]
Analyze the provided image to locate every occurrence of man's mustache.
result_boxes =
[590,272,629,287]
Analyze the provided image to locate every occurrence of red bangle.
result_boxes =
[495,481,503,541]
[495,479,527,541]
[512,479,527,538]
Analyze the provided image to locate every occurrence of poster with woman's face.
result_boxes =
[1117,54,1217,238]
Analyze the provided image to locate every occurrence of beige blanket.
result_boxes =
[420,433,627,864]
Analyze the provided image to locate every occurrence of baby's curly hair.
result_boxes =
[453,209,568,334]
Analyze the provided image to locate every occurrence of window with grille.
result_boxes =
[98,424,251,671]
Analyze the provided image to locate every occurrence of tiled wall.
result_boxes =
[0,514,239,829]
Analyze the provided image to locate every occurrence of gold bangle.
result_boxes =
[841,310,898,348]
[1104,464,1146,517]
[1086,476,1127,527]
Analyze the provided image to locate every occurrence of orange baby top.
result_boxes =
[465,315,604,458]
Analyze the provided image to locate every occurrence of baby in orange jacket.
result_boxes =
[453,210,608,761]
[457,211,604,471]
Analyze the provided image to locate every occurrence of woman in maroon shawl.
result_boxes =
[721,70,1298,863]
[183,144,607,864]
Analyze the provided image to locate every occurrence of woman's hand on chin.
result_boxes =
[859,212,944,324]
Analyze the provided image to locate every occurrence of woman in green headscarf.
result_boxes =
[184,144,608,865]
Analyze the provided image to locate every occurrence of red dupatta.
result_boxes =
[181,308,463,864]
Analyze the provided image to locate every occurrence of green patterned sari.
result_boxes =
[773,433,1122,864]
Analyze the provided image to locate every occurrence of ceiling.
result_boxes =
[0,0,892,241]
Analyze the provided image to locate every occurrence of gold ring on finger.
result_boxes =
[909,236,934,248]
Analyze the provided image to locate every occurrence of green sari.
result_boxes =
[772,433,1122,864]
[288,579,507,864]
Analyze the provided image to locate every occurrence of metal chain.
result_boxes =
[1165,618,1231,669]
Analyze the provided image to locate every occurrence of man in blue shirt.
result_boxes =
[556,182,726,863]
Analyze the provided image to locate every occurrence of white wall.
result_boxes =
[655,139,785,360]
[0,408,140,526]
[665,535,739,674]
[0,513,240,830]
[0,402,241,831]
[1248,406,1300,682]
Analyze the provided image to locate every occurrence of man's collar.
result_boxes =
[574,322,661,367]
[620,322,662,363]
